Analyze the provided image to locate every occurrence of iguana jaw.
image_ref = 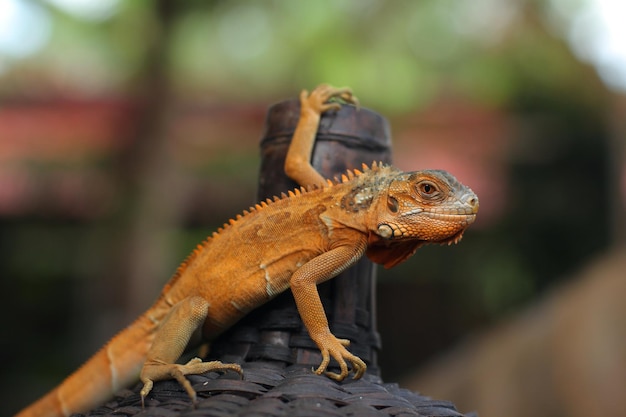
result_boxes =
[440,229,467,246]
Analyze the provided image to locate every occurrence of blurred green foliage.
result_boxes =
[2,0,605,111]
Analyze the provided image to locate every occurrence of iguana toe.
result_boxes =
[312,336,367,381]
[301,84,358,116]
[140,359,243,407]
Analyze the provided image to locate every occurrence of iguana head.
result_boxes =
[366,169,478,268]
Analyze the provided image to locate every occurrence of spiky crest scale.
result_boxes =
[166,161,389,286]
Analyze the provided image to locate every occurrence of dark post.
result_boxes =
[209,98,392,376]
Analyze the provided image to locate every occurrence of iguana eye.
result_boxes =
[418,181,437,196]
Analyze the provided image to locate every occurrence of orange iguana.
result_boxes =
[16,84,478,417]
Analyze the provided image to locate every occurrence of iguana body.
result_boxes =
[16,85,478,417]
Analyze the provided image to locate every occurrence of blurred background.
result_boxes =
[2,1,625,416]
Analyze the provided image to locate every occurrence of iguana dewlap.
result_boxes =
[16,84,478,417]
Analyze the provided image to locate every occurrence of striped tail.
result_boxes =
[16,313,158,417]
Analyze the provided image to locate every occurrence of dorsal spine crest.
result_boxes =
[168,161,392,286]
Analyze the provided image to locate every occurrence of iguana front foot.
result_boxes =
[286,84,359,187]
[300,84,359,115]
[312,333,366,381]
[140,358,242,407]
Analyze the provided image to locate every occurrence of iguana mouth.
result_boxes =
[423,212,477,228]
[401,205,477,219]
[423,211,477,220]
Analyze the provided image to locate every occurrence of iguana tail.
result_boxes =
[16,313,158,417]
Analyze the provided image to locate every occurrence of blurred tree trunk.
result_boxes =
[81,0,186,348]
[609,95,626,246]
[115,0,184,318]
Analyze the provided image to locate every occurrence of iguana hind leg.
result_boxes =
[139,296,242,406]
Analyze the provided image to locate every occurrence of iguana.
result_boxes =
[16,84,478,417]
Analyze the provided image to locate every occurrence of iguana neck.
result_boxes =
[315,164,397,234]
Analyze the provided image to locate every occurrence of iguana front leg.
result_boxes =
[139,296,242,406]
[285,84,358,187]
[284,84,366,380]
[290,238,369,380]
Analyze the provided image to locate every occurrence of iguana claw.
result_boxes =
[312,335,367,381]
[140,359,242,407]
[300,84,359,116]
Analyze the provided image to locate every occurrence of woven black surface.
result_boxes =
[75,361,470,417]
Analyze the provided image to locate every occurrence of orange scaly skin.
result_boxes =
[16,85,479,417]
